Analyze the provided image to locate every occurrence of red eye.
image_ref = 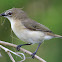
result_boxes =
[8,12,12,15]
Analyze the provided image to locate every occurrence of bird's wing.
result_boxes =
[21,19,52,33]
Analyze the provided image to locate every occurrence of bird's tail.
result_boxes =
[47,32,62,38]
[54,34,62,38]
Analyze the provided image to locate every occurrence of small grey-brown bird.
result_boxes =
[0,8,62,58]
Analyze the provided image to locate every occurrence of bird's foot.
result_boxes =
[16,45,22,51]
[16,43,32,51]
[31,52,36,59]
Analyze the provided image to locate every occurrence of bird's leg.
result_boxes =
[17,43,32,51]
[31,43,41,58]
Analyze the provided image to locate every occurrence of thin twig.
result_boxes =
[7,52,15,62]
[16,52,26,62]
[0,45,25,62]
[0,45,15,62]
[0,40,46,62]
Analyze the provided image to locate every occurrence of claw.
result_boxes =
[16,45,21,51]
[31,52,36,59]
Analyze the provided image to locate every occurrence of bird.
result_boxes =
[0,8,62,58]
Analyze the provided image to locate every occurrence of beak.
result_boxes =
[0,13,7,16]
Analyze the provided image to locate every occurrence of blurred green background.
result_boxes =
[0,0,62,62]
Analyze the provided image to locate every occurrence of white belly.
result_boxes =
[13,29,45,43]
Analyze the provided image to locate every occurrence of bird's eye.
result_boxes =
[8,12,12,15]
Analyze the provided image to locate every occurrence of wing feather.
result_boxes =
[21,19,52,33]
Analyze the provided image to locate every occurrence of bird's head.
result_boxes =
[0,8,28,21]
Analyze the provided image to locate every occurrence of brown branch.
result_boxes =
[0,40,46,62]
